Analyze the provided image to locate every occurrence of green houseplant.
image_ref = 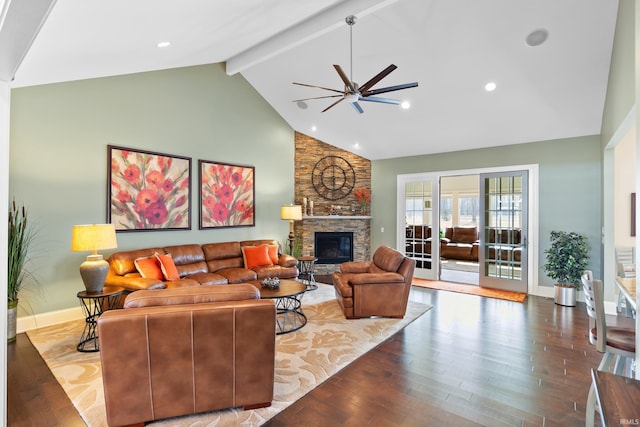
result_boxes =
[8,200,36,342]
[543,230,589,306]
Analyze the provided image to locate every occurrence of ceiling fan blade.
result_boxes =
[293,82,344,94]
[322,97,346,113]
[359,96,401,105]
[293,94,343,102]
[358,64,397,93]
[333,65,356,92]
[350,102,364,114]
[362,82,419,97]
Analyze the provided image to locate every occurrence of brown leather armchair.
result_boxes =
[332,245,416,319]
[98,284,275,427]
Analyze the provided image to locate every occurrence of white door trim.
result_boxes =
[397,164,545,297]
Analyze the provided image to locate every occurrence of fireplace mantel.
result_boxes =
[303,216,371,220]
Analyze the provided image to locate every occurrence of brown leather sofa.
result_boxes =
[440,226,479,261]
[332,245,416,319]
[486,228,523,262]
[98,284,276,427]
[105,239,298,293]
[405,225,434,258]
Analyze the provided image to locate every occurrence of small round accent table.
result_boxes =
[297,256,318,291]
[76,286,125,352]
[252,280,307,335]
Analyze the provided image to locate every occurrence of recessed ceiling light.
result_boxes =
[156,41,171,48]
[525,29,549,47]
[401,101,411,109]
[311,125,317,132]
[354,142,360,149]
[485,82,497,92]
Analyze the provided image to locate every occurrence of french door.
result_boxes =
[400,177,440,280]
[479,171,528,292]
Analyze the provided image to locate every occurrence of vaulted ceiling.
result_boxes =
[9,0,619,160]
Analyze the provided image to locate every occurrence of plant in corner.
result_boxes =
[7,200,37,342]
[543,230,589,307]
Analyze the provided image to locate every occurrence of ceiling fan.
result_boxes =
[292,15,418,114]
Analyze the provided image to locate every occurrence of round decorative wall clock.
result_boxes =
[311,155,356,200]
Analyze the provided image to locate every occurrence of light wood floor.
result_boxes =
[9,281,626,426]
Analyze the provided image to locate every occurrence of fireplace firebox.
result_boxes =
[314,232,354,264]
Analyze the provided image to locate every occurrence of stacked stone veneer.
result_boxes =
[294,132,371,274]
[297,217,371,275]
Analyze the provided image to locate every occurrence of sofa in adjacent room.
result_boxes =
[440,226,479,261]
[105,239,298,294]
[98,284,276,426]
[486,228,523,262]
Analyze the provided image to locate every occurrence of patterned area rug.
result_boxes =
[27,283,431,426]
[413,278,527,302]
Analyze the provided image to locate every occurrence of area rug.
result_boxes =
[26,283,431,426]
[413,278,527,302]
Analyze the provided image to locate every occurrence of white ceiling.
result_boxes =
[10,0,619,160]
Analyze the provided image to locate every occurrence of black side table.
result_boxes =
[297,256,318,291]
[76,286,125,352]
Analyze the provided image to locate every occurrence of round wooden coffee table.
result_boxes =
[251,279,307,335]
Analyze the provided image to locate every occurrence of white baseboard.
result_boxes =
[17,306,84,334]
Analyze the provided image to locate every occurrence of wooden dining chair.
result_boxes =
[581,270,636,427]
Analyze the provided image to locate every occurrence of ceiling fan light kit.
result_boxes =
[292,15,418,114]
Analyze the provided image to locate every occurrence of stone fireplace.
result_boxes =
[296,216,370,275]
[293,131,372,275]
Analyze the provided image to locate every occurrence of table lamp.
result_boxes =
[71,224,118,293]
[281,204,302,256]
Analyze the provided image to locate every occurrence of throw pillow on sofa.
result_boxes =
[134,256,164,280]
[242,245,273,269]
[265,244,279,264]
[155,252,180,281]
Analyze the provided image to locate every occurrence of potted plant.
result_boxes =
[543,230,590,306]
[8,200,36,342]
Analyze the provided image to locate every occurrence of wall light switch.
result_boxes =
[381,227,384,232]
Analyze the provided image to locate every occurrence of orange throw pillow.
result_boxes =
[134,256,164,280]
[264,244,279,264]
[242,245,273,269]
[155,252,180,281]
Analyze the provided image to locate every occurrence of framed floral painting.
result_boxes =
[108,145,191,231]
[199,160,255,229]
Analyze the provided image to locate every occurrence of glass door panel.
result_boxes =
[479,171,528,292]
[402,178,439,280]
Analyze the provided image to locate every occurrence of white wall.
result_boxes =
[614,126,636,247]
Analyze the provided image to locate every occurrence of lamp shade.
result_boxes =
[281,205,302,221]
[71,224,118,253]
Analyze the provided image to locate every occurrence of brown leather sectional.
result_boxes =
[98,284,276,426]
[105,239,298,293]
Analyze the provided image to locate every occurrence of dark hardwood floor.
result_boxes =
[9,281,628,426]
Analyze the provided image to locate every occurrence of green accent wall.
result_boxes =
[9,63,294,316]
[601,0,635,146]
[371,135,603,287]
